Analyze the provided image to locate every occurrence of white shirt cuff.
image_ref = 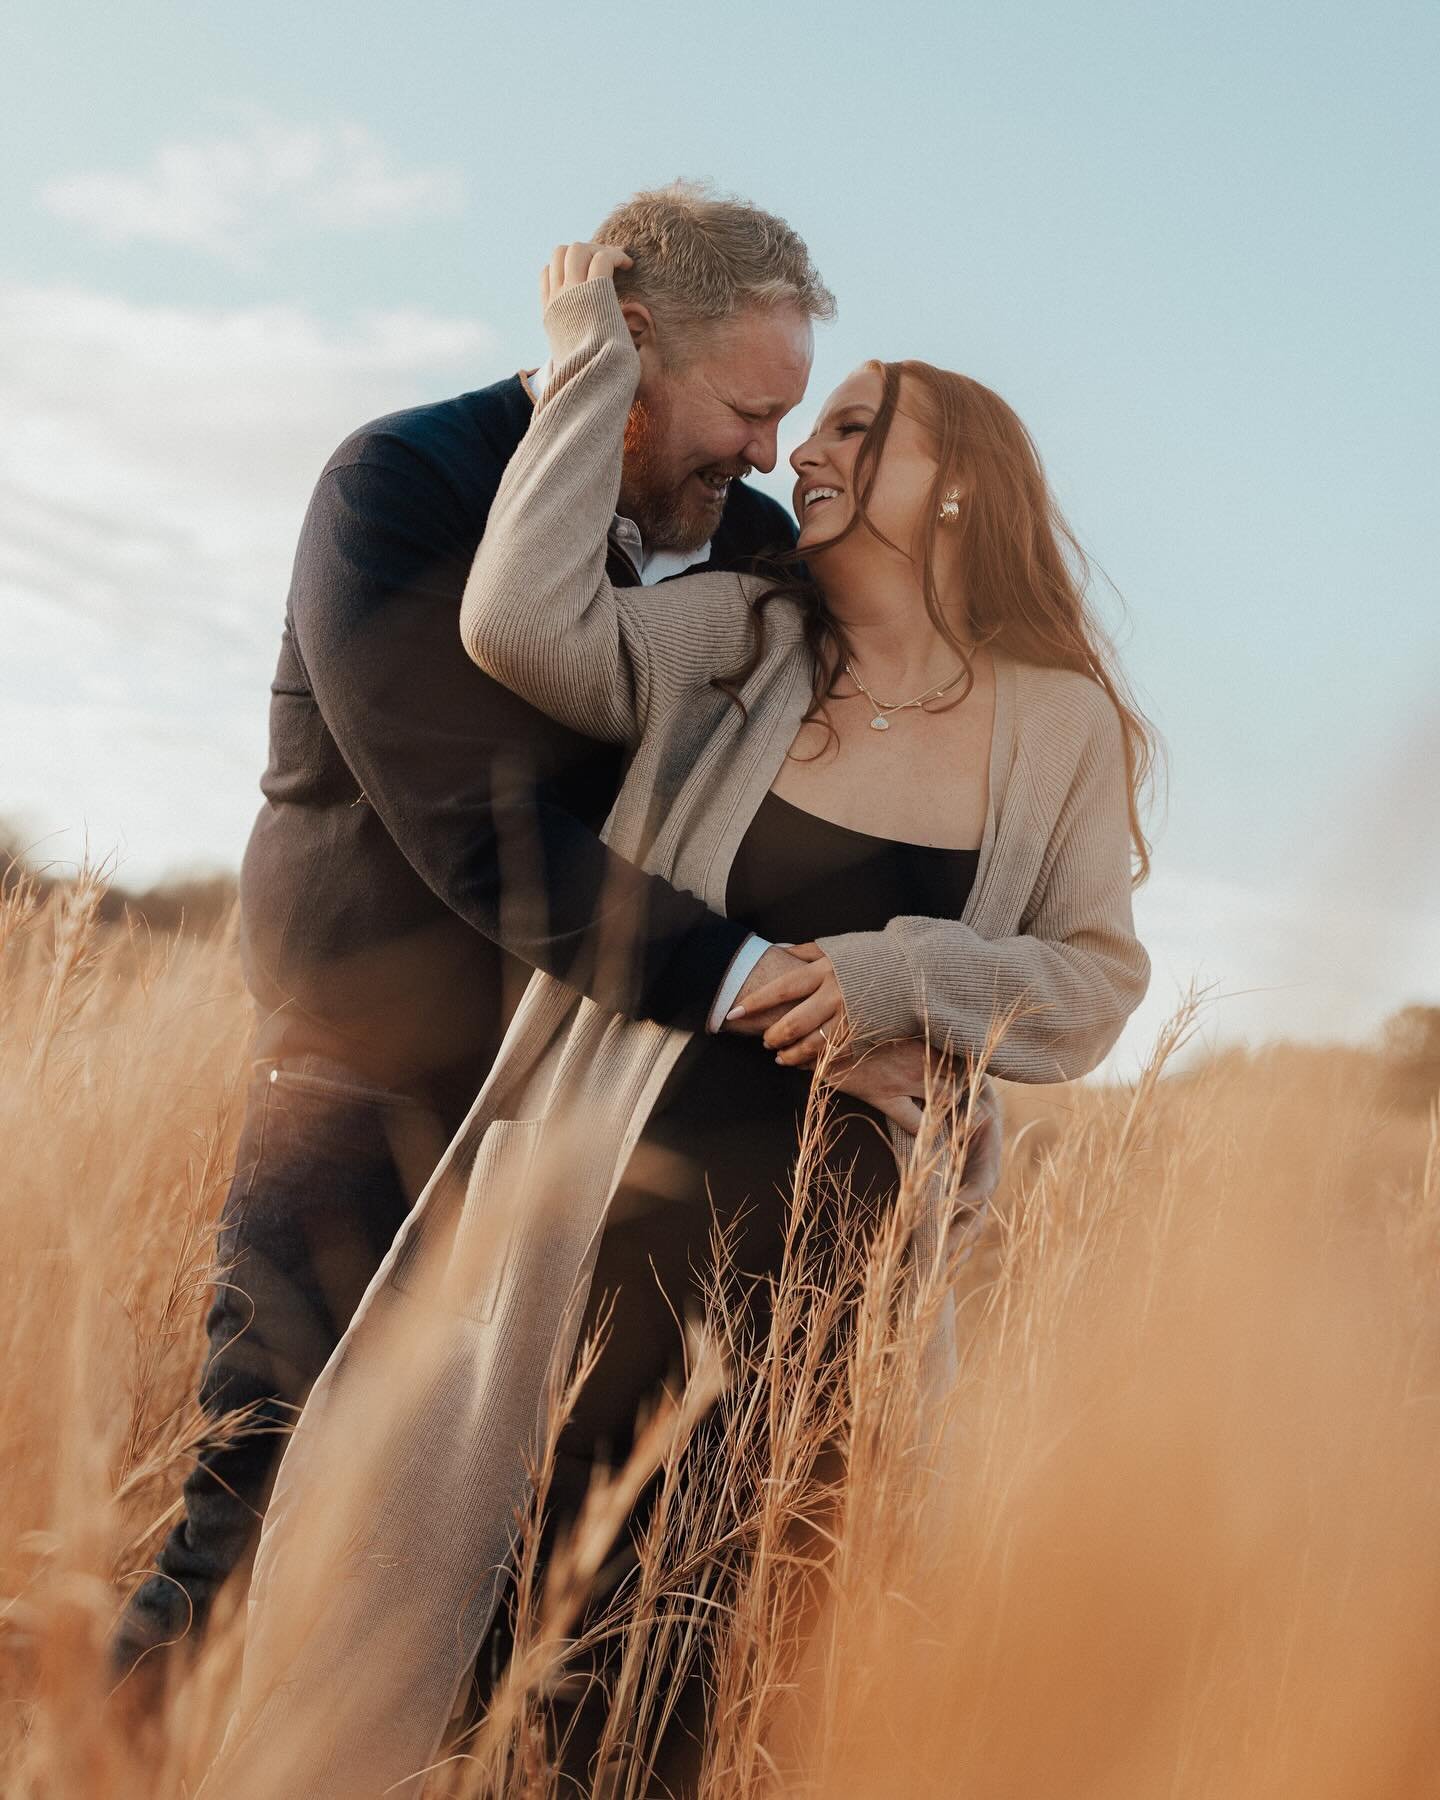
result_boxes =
[523,358,554,405]
[706,934,774,1033]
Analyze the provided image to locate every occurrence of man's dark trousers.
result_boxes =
[112,1054,453,1674]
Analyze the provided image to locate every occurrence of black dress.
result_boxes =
[481,794,980,1795]
[556,790,980,1480]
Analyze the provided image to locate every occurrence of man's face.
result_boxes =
[619,305,814,553]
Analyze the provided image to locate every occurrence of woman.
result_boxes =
[216,245,1153,1799]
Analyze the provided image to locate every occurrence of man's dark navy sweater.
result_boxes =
[240,372,795,1130]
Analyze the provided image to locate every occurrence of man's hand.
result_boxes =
[721,944,815,1038]
[723,941,843,1065]
[824,1038,956,1135]
[541,241,634,310]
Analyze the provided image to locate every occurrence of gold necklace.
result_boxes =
[843,655,969,732]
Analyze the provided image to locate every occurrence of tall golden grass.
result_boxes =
[2,867,1438,1796]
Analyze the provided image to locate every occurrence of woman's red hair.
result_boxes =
[716,359,1160,883]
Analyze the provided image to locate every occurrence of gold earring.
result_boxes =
[938,489,961,524]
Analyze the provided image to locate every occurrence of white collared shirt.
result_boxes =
[520,360,769,1028]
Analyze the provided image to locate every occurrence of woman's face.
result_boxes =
[789,367,941,559]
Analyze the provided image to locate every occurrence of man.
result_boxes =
[112,181,834,1678]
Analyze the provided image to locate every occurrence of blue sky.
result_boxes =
[2,0,1436,1069]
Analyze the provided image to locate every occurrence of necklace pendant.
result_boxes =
[869,714,891,731]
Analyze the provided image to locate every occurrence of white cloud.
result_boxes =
[40,118,464,267]
[0,281,501,881]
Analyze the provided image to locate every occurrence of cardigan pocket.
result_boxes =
[392,1117,544,1324]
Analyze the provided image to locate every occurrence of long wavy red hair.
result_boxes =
[716,359,1160,883]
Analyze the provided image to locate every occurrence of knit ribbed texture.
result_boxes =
[210,276,1149,1799]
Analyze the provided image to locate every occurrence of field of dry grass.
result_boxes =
[2,867,1438,1797]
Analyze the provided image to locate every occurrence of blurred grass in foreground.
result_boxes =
[1,867,1437,1797]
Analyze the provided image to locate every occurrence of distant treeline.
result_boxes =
[1381,1005,1440,1114]
[1,827,238,939]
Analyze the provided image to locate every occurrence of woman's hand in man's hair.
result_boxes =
[541,241,634,310]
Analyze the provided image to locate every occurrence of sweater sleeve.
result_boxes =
[815,697,1149,1082]
[458,279,755,745]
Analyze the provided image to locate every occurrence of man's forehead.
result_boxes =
[709,309,813,404]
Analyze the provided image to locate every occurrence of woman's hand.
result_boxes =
[724,942,844,1067]
[541,241,634,311]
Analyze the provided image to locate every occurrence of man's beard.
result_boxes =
[619,392,747,555]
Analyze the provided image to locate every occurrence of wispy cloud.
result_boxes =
[0,281,500,878]
[40,117,464,267]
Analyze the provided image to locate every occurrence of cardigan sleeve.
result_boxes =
[815,696,1150,1083]
[459,278,758,747]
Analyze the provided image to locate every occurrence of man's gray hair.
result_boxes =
[594,179,835,361]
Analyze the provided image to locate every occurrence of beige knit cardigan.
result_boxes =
[209,280,1149,1799]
